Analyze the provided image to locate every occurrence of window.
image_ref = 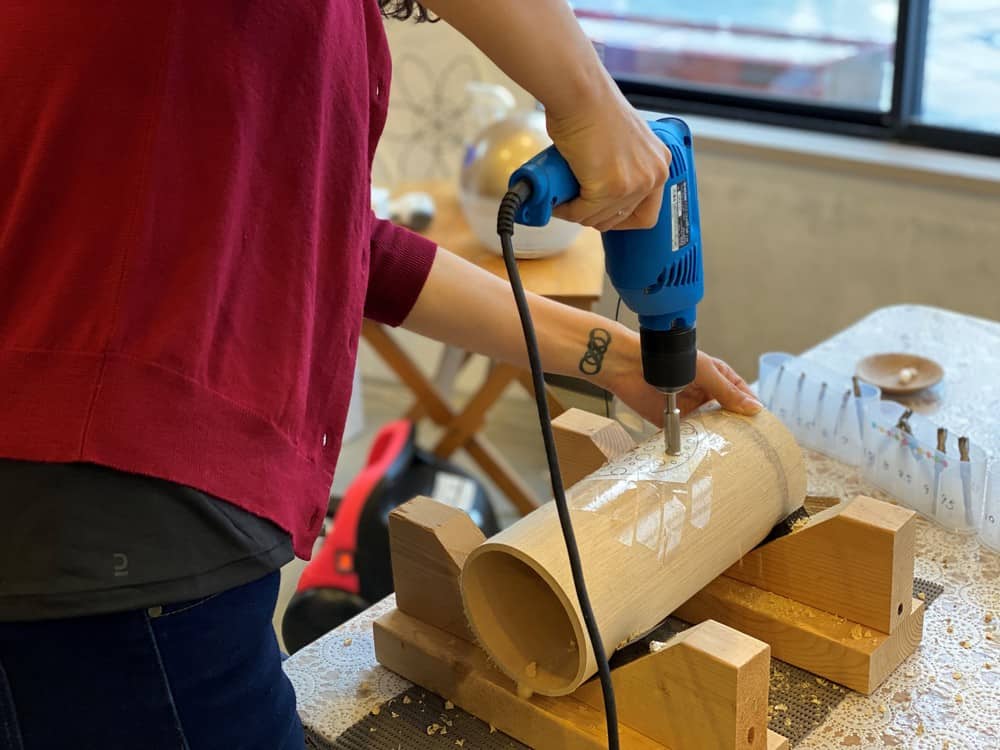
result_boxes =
[921,0,1000,134]
[572,0,1000,155]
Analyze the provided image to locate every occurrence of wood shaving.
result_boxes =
[916,723,925,736]
[784,718,792,728]
[960,640,970,649]
[985,663,992,670]
[391,712,399,719]
[952,671,962,680]
[455,741,465,747]
[789,516,811,533]
[516,683,534,700]
[371,707,380,716]
[356,678,375,699]
[524,662,537,678]
[489,724,497,733]
[955,694,964,703]
[946,626,954,634]
[850,624,865,640]
[427,723,443,736]
[403,696,412,704]
[444,700,454,710]
[343,638,353,647]
[878,705,886,714]
[917,592,926,601]
[986,631,995,641]
[369,727,376,733]
[986,612,995,624]
[774,704,788,711]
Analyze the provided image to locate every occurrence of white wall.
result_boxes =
[368,17,1000,388]
[687,149,999,375]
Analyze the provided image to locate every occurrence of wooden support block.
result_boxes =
[374,607,790,750]
[573,620,771,750]
[388,496,485,640]
[379,496,790,750]
[551,407,637,486]
[675,577,925,695]
[725,494,916,634]
[374,606,664,749]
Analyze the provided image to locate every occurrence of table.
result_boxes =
[363,180,605,514]
[288,305,1000,749]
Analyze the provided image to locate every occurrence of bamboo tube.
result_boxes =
[461,408,805,697]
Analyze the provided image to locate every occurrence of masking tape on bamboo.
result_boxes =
[568,422,728,563]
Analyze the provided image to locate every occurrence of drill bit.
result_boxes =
[851,375,867,441]
[958,436,972,526]
[932,426,947,514]
[664,391,681,456]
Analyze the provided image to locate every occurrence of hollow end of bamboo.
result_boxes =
[462,544,588,696]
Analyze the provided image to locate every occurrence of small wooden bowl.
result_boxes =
[856,353,943,395]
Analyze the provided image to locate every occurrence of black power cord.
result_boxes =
[498,182,620,750]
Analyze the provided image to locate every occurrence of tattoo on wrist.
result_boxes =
[579,328,611,376]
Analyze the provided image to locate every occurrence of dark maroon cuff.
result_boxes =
[364,216,438,327]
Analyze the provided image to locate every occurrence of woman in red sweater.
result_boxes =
[0,1,760,747]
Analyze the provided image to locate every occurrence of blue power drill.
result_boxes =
[509,117,704,455]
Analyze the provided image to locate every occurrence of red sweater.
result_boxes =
[0,1,436,558]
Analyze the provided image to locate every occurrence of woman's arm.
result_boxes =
[401,248,762,424]
[419,0,671,233]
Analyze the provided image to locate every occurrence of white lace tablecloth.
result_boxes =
[286,305,1000,749]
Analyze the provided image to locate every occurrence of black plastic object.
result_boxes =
[639,325,697,391]
[282,589,369,656]
[353,436,499,605]
[282,420,498,654]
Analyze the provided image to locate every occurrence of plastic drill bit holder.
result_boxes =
[863,400,988,534]
[755,352,880,466]
[981,467,1000,552]
[756,352,991,536]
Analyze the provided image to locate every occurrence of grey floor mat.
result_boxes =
[323,685,528,750]
[314,577,945,749]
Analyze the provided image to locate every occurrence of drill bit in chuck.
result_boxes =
[664,391,681,456]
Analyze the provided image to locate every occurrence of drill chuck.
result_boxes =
[639,326,697,392]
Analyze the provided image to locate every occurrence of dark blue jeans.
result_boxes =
[0,572,303,749]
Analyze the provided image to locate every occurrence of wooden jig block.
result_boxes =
[725,494,917,634]
[551,408,638,486]
[388,495,485,640]
[374,606,789,750]
[675,579,926,695]
[573,620,771,750]
[375,494,789,750]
